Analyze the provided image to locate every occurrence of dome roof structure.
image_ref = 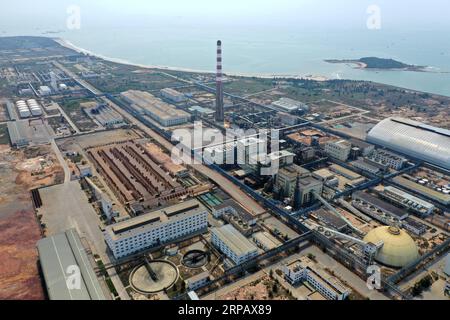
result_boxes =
[367,117,450,170]
[363,226,419,268]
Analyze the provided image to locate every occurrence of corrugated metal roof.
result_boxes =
[367,117,450,170]
[37,229,107,300]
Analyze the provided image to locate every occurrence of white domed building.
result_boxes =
[364,226,419,268]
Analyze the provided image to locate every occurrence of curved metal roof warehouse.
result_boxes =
[367,117,450,170]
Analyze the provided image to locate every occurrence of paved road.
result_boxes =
[54,102,81,134]
[51,139,71,184]
[102,96,266,216]
[48,138,130,300]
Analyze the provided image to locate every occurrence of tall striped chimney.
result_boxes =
[215,40,224,122]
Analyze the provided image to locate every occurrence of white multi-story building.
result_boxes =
[236,137,266,170]
[368,149,408,170]
[283,256,350,300]
[185,271,210,291]
[211,224,258,265]
[104,200,208,259]
[203,142,236,165]
[324,140,352,162]
[160,88,187,103]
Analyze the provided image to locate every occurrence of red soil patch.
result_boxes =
[0,210,45,300]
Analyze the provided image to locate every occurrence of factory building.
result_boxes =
[16,100,31,118]
[249,150,295,175]
[324,140,352,162]
[39,85,52,96]
[311,209,348,232]
[367,117,450,170]
[84,103,125,128]
[352,191,409,223]
[381,186,435,217]
[274,164,311,197]
[37,229,107,300]
[367,149,408,170]
[393,176,450,206]
[282,257,350,300]
[312,169,339,188]
[445,254,450,277]
[402,217,427,236]
[160,88,187,103]
[104,200,208,259]
[271,98,309,113]
[211,224,258,265]
[351,157,389,175]
[120,90,191,127]
[329,164,362,181]
[212,199,257,236]
[27,99,43,116]
[349,138,375,157]
[189,105,215,116]
[236,137,266,169]
[7,121,30,147]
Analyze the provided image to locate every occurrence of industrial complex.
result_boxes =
[0,36,449,303]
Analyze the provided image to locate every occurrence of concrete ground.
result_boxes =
[263,216,299,240]
[38,181,129,300]
[293,246,389,300]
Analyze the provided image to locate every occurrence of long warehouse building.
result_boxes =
[367,117,450,170]
[37,229,107,300]
[120,90,191,127]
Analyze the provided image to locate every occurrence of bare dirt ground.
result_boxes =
[0,144,63,300]
[221,275,292,300]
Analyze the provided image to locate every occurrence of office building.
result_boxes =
[186,272,210,291]
[104,200,208,259]
[282,256,350,300]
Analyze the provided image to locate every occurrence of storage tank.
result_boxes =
[364,226,419,268]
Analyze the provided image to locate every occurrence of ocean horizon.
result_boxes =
[2,24,450,97]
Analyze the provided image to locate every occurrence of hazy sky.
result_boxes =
[1,0,449,31]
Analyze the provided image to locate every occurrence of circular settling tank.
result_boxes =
[129,260,179,294]
[182,250,208,269]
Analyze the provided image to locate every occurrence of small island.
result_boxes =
[325,57,428,72]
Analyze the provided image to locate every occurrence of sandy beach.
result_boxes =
[54,37,329,81]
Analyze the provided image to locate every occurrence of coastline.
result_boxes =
[54,37,329,81]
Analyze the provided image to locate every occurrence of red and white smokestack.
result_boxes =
[215,40,224,122]
[216,40,222,83]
